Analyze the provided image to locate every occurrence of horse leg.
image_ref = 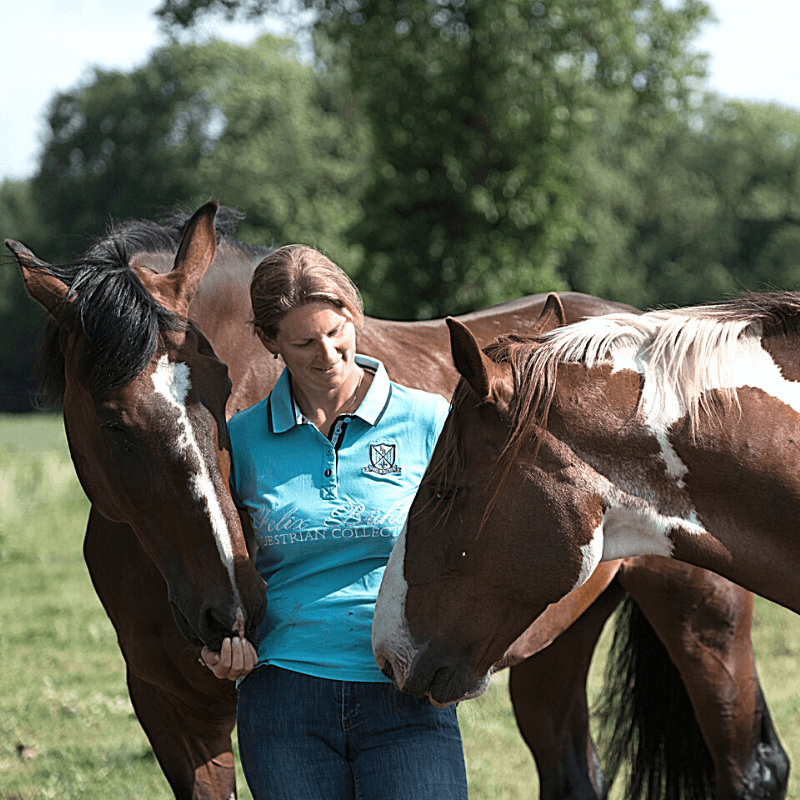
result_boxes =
[617,556,790,800]
[83,508,240,800]
[509,577,626,800]
[126,671,238,800]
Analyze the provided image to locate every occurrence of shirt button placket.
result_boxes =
[322,444,337,500]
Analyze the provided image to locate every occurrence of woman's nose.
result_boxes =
[318,338,338,363]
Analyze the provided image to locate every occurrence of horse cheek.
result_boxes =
[62,383,129,523]
[515,469,604,607]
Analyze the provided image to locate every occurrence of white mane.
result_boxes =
[537,305,762,429]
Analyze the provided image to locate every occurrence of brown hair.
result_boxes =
[250,245,364,339]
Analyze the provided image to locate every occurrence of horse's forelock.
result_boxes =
[34,234,184,408]
[33,206,266,408]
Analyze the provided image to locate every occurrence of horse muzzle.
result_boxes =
[379,638,491,706]
[168,586,266,651]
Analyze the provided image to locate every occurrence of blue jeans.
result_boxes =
[236,666,468,800]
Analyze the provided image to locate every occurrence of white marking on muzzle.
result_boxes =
[152,355,242,610]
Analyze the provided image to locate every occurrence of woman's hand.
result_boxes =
[200,636,257,681]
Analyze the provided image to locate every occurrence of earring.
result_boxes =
[273,352,279,360]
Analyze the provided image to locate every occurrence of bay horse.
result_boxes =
[7,203,787,799]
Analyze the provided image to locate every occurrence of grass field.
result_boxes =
[2,412,800,799]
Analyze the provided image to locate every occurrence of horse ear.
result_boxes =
[5,239,70,320]
[530,293,565,334]
[446,317,506,402]
[161,200,219,313]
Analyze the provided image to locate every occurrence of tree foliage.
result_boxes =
[32,34,370,266]
[4,1,800,411]
[0,180,48,411]
[562,95,800,308]
[157,0,711,317]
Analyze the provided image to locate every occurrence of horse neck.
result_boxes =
[548,348,800,617]
[357,318,457,397]
[185,245,283,415]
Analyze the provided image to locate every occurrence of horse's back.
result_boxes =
[358,292,639,398]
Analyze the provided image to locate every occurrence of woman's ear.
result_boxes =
[255,326,278,357]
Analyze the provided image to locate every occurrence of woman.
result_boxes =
[200,245,468,800]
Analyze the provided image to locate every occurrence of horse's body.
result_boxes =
[374,294,800,794]
[8,205,787,800]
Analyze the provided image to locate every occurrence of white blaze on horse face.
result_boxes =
[372,521,418,690]
[151,355,240,605]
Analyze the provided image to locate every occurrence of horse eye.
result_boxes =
[100,419,136,451]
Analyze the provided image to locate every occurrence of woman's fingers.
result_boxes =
[200,637,257,681]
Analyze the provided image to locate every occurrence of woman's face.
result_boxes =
[263,301,358,395]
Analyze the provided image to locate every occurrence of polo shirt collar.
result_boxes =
[268,354,390,433]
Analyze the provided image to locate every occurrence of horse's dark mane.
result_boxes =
[713,290,800,333]
[36,206,261,408]
[419,332,551,530]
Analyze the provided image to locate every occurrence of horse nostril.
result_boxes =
[380,659,395,683]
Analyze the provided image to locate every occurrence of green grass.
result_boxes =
[1,412,799,798]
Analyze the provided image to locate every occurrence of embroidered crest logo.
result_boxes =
[364,442,401,475]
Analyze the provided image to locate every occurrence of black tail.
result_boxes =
[595,595,716,800]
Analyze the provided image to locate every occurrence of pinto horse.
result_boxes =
[374,296,800,796]
[7,203,786,800]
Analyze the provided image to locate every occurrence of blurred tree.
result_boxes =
[32,34,371,268]
[0,180,48,411]
[157,0,711,317]
[697,101,800,297]
[563,95,800,309]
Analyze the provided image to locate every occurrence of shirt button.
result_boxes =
[324,469,332,477]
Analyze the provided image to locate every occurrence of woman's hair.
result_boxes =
[250,245,364,339]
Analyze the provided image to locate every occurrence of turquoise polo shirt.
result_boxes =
[229,355,449,682]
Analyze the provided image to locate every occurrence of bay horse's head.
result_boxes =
[374,296,598,705]
[6,201,266,650]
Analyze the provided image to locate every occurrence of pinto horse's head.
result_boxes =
[373,297,605,706]
[6,201,266,650]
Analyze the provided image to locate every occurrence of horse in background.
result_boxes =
[8,203,788,799]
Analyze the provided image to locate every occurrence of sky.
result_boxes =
[2,0,799,184]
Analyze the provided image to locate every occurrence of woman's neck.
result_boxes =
[291,366,371,436]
